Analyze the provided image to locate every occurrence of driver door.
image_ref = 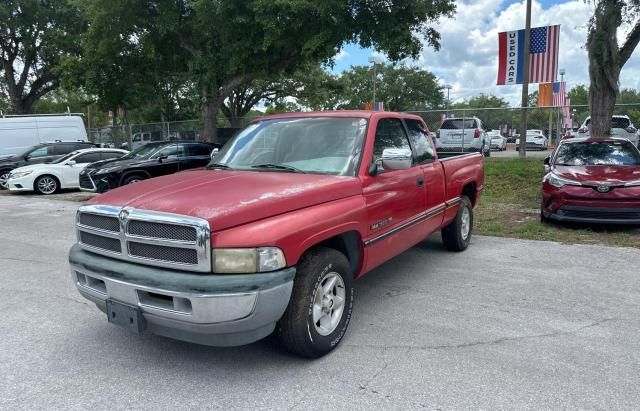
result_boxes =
[361,117,427,272]
[149,144,181,177]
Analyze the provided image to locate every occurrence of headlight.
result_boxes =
[624,180,640,187]
[9,170,32,179]
[213,247,286,273]
[542,172,582,188]
[95,166,120,174]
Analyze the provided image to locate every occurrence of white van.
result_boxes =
[0,114,88,158]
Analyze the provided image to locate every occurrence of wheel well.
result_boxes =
[120,170,150,184]
[461,182,476,205]
[314,231,362,278]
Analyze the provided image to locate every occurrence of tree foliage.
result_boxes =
[586,0,640,135]
[0,0,85,114]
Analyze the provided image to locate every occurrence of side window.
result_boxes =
[52,143,78,155]
[405,119,435,164]
[153,144,179,158]
[372,118,412,164]
[74,152,102,164]
[186,144,213,157]
[28,146,50,158]
[101,151,124,160]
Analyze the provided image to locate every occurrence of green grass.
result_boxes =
[475,158,640,248]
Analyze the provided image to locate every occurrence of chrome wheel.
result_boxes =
[461,207,471,240]
[0,171,9,189]
[312,272,346,336]
[37,176,57,194]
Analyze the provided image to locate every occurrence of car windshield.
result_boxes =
[555,141,640,166]
[441,119,477,129]
[120,144,165,160]
[50,151,80,164]
[209,117,368,176]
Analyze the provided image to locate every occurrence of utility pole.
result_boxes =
[445,84,452,117]
[518,0,533,159]
[368,55,384,110]
[558,68,566,145]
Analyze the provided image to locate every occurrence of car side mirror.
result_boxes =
[158,154,168,163]
[380,148,413,171]
[66,160,76,166]
[543,157,550,165]
[210,148,219,159]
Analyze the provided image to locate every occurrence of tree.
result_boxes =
[586,0,640,136]
[451,94,512,131]
[0,0,85,114]
[76,0,455,143]
[339,64,444,111]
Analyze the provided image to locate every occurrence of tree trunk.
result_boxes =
[10,98,33,115]
[586,1,622,137]
[200,97,219,144]
[229,116,245,128]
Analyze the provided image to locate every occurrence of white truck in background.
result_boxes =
[0,114,88,158]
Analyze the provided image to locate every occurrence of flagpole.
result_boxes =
[518,0,532,159]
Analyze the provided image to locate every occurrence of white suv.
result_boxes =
[577,115,639,146]
[435,117,491,157]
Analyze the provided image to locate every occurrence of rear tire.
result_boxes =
[276,247,353,358]
[441,196,473,252]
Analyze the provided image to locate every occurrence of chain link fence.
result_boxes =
[88,117,259,148]
[409,103,640,147]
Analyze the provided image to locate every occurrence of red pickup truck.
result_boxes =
[69,111,484,357]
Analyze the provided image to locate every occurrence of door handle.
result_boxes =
[416,177,425,187]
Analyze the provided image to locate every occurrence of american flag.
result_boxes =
[529,25,560,83]
[553,81,566,107]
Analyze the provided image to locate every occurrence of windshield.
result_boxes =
[555,141,640,166]
[209,117,368,175]
[51,151,80,164]
[441,119,477,129]
[120,144,165,160]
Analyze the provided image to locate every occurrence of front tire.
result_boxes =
[34,175,59,195]
[277,247,353,358]
[122,174,146,185]
[441,196,473,251]
[0,169,11,189]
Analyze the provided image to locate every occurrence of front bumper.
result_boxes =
[543,206,640,224]
[79,170,114,193]
[69,244,295,346]
[7,175,35,191]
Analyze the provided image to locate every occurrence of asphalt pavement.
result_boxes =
[1,195,639,410]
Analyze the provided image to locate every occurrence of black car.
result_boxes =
[0,141,97,189]
[79,141,219,193]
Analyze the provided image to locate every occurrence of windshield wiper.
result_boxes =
[251,163,303,173]
[207,162,233,170]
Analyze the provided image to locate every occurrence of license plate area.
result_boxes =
[106,299,145,333]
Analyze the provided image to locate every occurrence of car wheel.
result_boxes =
[0,169,11,189]
[122,174,146,185]
[540,206,548,223]
[34,175,59,195]
[441,196,473,251]
[277,247,353,358]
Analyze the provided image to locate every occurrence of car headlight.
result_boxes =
[9,170,32,179]
[624,180,640,187]
[543,172,582,188]
[213,247,286,273]
[95,166,120,174]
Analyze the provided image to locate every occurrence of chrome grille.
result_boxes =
[128,241,198,265]
[128,220,197,241]
[79,231,121,253]
[76,205,211,272]
[79,213,119,232]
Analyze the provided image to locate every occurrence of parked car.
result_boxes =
[79,140,219,193]
[68,111,485,358]
[0,114,88,158]
[577,115,639,146]
[0,141,97,189]
[435,117,491,157]
[488,131,507,151]
[515,132,548,151]
[7,148,127,195]
[541,137,640,224]
[507,133,519,144]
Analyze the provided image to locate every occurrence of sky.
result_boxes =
[331,0,640,106]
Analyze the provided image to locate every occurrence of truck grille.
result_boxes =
[76,205,211,272]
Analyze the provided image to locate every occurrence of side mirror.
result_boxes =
[66,160,76,166]
[158,154,168,162]
[210,148,219,158]
[380,148,412,171]
[543,156,550,165]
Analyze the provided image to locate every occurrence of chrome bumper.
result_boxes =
[69,245,295,346]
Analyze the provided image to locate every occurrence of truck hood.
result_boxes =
[553,165,640,184]
[88,169,362,231]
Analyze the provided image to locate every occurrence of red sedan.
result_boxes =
[541,137,640,224]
